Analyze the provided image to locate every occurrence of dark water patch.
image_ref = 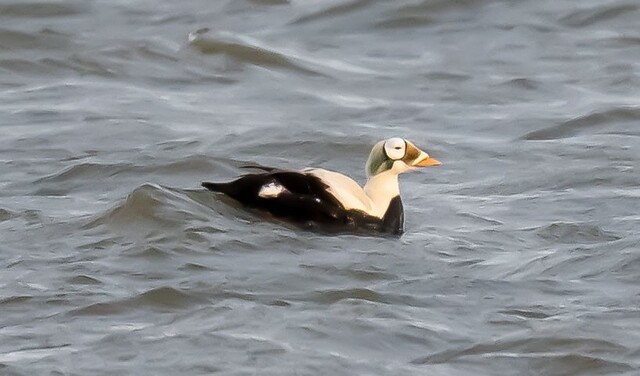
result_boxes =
[78,237,123,251]
[248,0,290,5]
[522,107,640,140]
[374,15,434,29]
[0,296,32,306]
[40,55,117,78]
[83,184,179,230]
[0,28,71,50]
[423,71,471,82]
[458,212,503,226]
[534,222,621,244]
[229,137,374,166]
[0,58,59,76]
[17,210,44,227]
[290,0,373,25]
[0,208,15,222]
[71,287,205,316]
[498,308,553,320]
[150,156,219,175]
[306,288,387,305]
[450,258,484,268]
[102,42,180,64]
[36,162,133,184]
[188,29,323,77]
[156,139,200,151]
[36,158,223,193]
[391,0,490,17]
[610,247,640,279]
[527,354,635,376]
[0,2,86,18]
[124,246,171,259]
[178,263,212,272]
[300,264,395,282]
[607,35,640,47]
[559,4,638,28]
[412,335,628,364]
[497,77,540,91]
[83,184,216,235]
[66,275,102,285]
[136,287,205,309]
[503,247,632,282]
[268,299,291,307]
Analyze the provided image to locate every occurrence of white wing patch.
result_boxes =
[258,181,289,198]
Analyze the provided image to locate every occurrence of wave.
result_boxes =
[70,287,206,316]
[289,0,374,25]
[559,3,638,28]
[412,335,633,374]
[534,222,621,244]
[188,29,324,77]
[0,2,86,18]
[0,27,71,50]
[522,107,640,140]
[83,184,213,230]
[187,28,379,78]
[0,208,15,222]
[33,156,222,197]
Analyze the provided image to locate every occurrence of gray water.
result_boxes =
[1,0,639,375]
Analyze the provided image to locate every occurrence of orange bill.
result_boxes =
[414,156,441,167]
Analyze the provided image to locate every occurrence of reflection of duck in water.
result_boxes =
[202,138,441,235]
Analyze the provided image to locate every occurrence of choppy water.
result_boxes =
[1,0,640,375]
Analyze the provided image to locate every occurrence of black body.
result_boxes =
[202,169,404,235]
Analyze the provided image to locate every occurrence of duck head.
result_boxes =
[365,137,441,178]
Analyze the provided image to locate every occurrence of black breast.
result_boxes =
[341,196,404,235]
[380,196,404,235]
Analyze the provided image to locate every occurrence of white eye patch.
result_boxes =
[384,137,406,160]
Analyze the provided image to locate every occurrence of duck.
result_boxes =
[202,137,440,235]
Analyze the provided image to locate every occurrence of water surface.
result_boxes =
[1,0,639,375]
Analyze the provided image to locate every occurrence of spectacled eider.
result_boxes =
[202,138,440,235]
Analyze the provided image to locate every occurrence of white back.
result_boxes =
[304,168,374,213]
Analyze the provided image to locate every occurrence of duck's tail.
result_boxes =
[202,181,230,194]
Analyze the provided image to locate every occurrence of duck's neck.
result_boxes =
[364,171,400,218]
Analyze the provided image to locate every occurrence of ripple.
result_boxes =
[0,344,74,364]
[299,264,395,282]
[71,287,206,316]
[307,288,386,304]
[497,78,540,91]
[290,0,373,25]
[498,308,553,319]
[0,208,15,222]
[84,184,180,229]
[37,162,132,184]
[0,295,32,306]
[188,29,323,77]
[559,4,638,28]
[534,222,621,244]
[82,183,217,240]
[390,0,488,16]
[522,107,640,140]
[0,28,71,50]
[412,335,629,365]
[0,2,85,18]
[373,15,434,29]
[66,275,102,285]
